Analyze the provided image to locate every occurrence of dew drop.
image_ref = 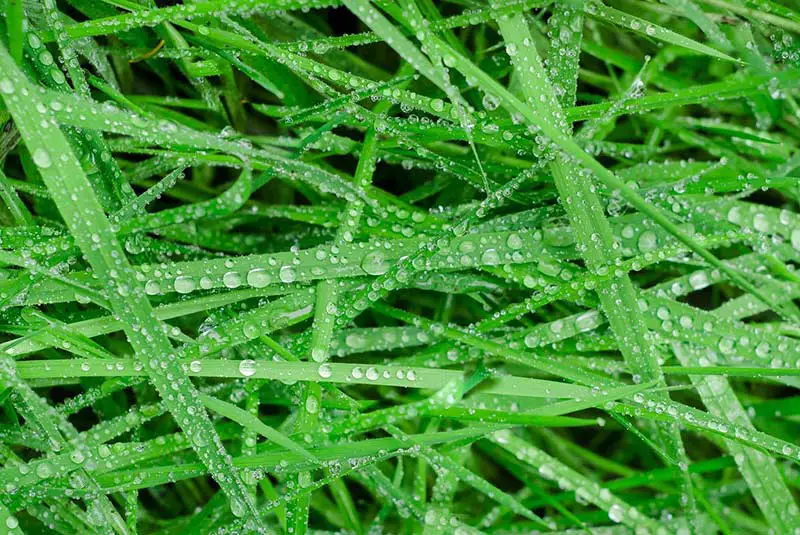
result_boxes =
[279,265,297,283]
[246,268,271,288]
[318,363,332,379]
[506,233,523,250]
[361,251,390,276]
[223,271,242,288]
[637,231,657,252]
[173,276,195,294]
[791,229,800,251]
[238,359,256,377]
[32,148,52,169]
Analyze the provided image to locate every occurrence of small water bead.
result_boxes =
[6,516,19,529]
[32,148,53,169]
[607,504,625,523]
[365,367,379,380]
[318,363,332,379]
[230,499,247,518]
[506,233,523,250]
[430,98,445,112]
[189,360,202,373]
[727,205,742,224]
[351,366,364,379]
[482,93,500,111]
[311,347,327,363]
[574,311,601,331]
[688,271,710,290]
[279,265,297,283]
[524,332,540,348]
[0,79,13,94]
[134,276,161,297]
[753,213,769,232]
[621,225,635,239]
[305,396,319,414]
[223,271,242,288]
[36,462,54,479]
[246,268,271,288]
[345,333,366,349]
[538,258,561,277]
[791,228,800,251]
[238,359,256,377]
[173,276,195,294]
[480,248,500,265]
[637,231,657,252]
[242,322,259,339]
[718,337,735,354]
[361,251,390,276]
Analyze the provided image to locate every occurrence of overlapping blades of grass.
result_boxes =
[1,0,799,533]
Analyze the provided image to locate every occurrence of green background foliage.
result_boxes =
[0,0,799,533]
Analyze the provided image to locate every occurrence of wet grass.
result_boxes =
[0,0,799,533]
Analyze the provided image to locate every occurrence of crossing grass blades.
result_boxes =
[0,0,800,533]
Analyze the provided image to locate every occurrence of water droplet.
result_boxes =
[608,504,624,523]
[189,360,202,373]
[305,396,319,413]
[173,276,195,294]
[246,268,271,288]
[481,248,500,265]
[279,265,297,283]
[361,251,390,275]
[524,332,540,347]
[506,233,523,250]
[36,462,53,479]
[575,311,600,331]
[791,229,800,251]
[318,363,332,379]
[238,359,256,377]
[637,231,657,252]
[753,213,769,232]
[223,271,241,288]
[242,322,259,339]
[32,148,52,169]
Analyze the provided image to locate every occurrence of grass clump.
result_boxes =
[0,0,799,533]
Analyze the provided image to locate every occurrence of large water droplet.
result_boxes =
[223,271,241,288]
[238,359,256,377]
[361,251,390,276]
[318,363,332,378]
[246,268,271,288]
[637,231,657,252]
[174,276,195,294]
[33,148,52,169]
[279,265,297,283]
